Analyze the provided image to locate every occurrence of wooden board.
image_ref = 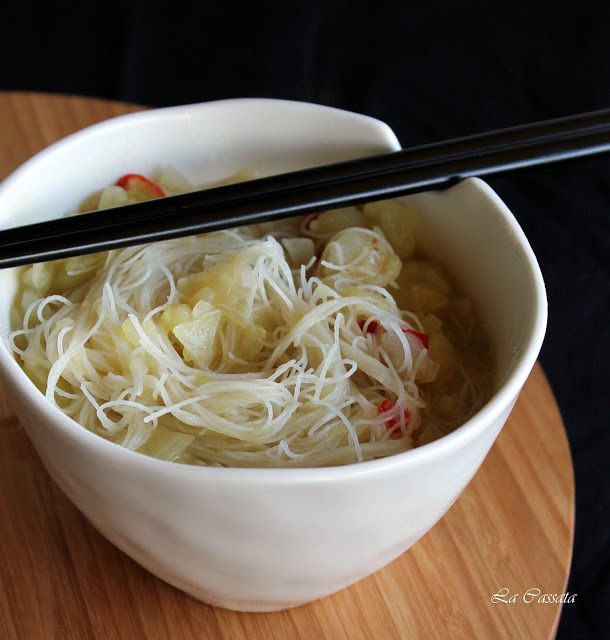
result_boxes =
[0,93,575,640]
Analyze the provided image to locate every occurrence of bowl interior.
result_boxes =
[405,179,546,388]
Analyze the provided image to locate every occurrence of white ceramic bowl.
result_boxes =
[0,99,546,611]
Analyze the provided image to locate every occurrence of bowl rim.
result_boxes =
[0,98,547,483]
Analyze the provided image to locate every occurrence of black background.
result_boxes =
[1,1,608,637]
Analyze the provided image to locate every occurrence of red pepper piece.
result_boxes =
[357,319,427,348]
[378,399,395,414]
[403,328,429,349]
[116,173,166,201]
[378,399,411,438]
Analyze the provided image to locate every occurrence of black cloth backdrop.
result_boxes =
[2,1,608,638]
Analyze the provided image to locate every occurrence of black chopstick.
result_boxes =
[1,108,609,269]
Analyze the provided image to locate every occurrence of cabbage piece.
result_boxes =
[394,261,451,312]
[171,301,222,368]
[155,165,196,195]
[308,206,367,238]
[137,424,194,462]
[363,199,417,258]
[281,237,315,268]
[427,331,457,384]
[318,228,401,287]
[98,185,128,209]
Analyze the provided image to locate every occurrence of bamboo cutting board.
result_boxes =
[0,93,574,640]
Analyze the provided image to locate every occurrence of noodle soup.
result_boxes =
[10,170,493,468]
[0,99,546,612]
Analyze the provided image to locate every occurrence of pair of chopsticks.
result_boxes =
[1,108,609,269]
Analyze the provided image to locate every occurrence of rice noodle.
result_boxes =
[9,177,492,467]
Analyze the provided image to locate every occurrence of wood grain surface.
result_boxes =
[0,93,575,640]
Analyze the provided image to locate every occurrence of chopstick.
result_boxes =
[1,108,609,269]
